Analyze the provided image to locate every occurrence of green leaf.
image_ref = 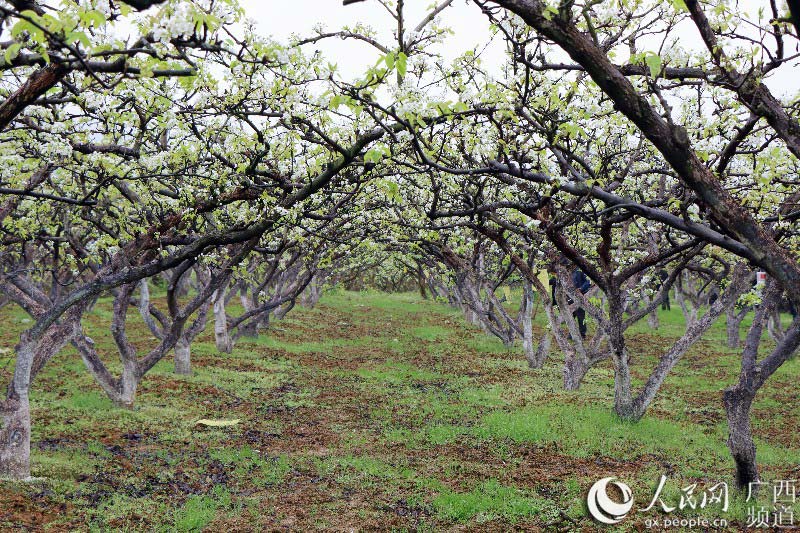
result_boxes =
[397,52,408,78]
[542,5,558,21]
[4,43,22,64]
[383,180,400,201]
[365,145,390,164]
[384,51,395,70]
[12,18,45,44]
[644,53,662,77]
[66,31,91,48]
[669,0,688,11]
[329,94,342,110]
[82,9,106,28]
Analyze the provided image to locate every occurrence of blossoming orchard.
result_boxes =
[0,0,798,529]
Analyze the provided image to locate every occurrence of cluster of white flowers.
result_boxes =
[553,174,570,187]
[459,85,479,104]
[0,155,26,180]
[404,30,423,44]
[274,47,290,64]
[395,130,412,143]
[41,140,74,159]
[275,160,291,174]
[468,140,494,160]
[141,152,169,172]
[95,0,113,16]
[151,5,196,44]
[496,19,513,36]
[77,0,111,15]
[80,91,110,111]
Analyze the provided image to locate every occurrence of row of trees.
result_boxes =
[338,0,800,489]
[0,0,410,478]
[0,0,798,494]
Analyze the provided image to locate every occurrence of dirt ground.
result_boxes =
[0,291,798,531]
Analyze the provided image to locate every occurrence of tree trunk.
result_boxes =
[618,265,750,422]
[766,309,786,343]
[551,284,595,390]
[647,308,659,329]
[417,265,428,299]
[522,318,536,367]
[726,307,744,348]
[174,336,191,375]
[273,302,290,321]
[310,282,322,307]
[113,359,139,410]
[718,281,780,491]
[213,289,232,353]
[0,394,31,480]
[612,365,636,420]
[675,281,699,327]
[563,352,590,390]
[300,278,323,308]
[614,395,641,422]
[238,294,259,338]
[138,280,162,339]
[532,332,551,369]
[723,386,758,489]
[1,329,69,480]
[74,336,138,409]
[607,292,635,420]
[521,283,548,368]
[464,306,479,327]
[0,63,69,132]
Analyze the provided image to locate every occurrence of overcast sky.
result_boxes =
[236,0,795,96]
[237,0,504,78]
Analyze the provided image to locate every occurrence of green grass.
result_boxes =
[63,390,115,412]
[173,486,235,532]
[356,360,445,384]
[433,479,547,523]
[0,290,796,530]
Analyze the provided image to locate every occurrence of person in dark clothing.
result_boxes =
[550,266,592,338]
[658,269,670,311]
[572,269,592,295]
[709,288,719,305]
[571,269,591,337]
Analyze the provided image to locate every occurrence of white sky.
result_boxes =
[236,0,795,97]
[238,0,504,79]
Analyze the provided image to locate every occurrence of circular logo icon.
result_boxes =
[587,477,634,525]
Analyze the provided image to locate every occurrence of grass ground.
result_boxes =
[0,290,798,531]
